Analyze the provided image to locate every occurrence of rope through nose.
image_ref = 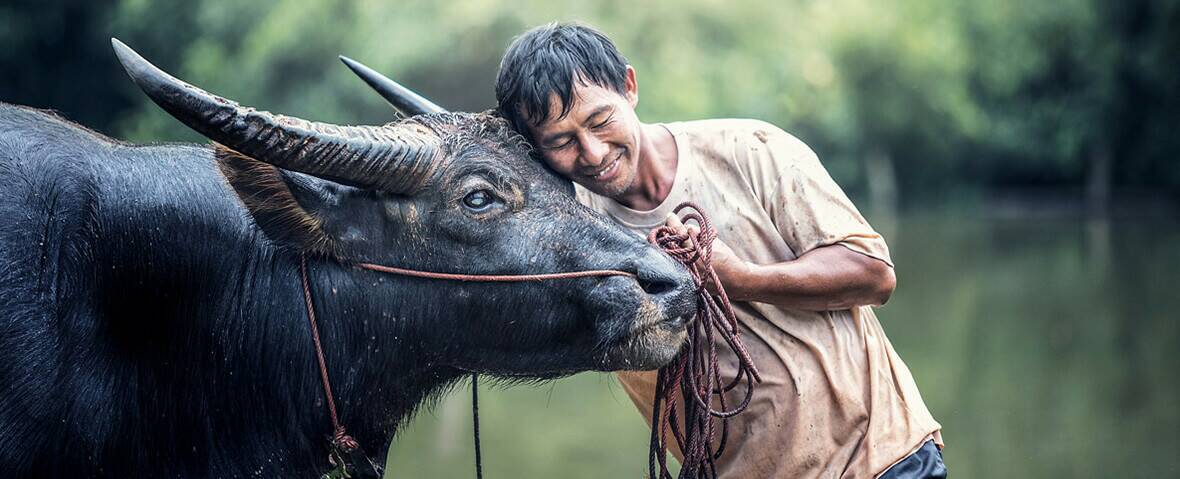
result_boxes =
[303,251,637,478]
[355,262,635,281]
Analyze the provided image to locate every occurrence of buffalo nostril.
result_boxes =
[635,257,689,298]
[638,277,677,296]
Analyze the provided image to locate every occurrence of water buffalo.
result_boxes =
[0,40,695,477]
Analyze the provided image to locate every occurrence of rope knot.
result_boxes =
[332,427,359,452]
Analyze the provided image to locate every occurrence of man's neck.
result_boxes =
[616,122,678,211]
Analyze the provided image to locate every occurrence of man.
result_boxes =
[495,22,945,478]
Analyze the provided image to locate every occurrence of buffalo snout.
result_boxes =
[633,248,697,326]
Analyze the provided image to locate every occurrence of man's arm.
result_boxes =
[669,216,895,312]
[714,241,895,311]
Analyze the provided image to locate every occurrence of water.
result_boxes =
[384,213,1180,478]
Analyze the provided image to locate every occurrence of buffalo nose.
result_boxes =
[635,251,694,301]
[638,275,677,296]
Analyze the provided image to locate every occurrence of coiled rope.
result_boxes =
[646,203,762,479]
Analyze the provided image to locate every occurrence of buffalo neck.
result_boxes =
[82,145,464,475]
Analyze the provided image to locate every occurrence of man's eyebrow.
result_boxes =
[583,105,613,124]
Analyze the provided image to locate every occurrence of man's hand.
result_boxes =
[662,214,750,296]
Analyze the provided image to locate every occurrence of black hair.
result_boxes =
[495,22,629,139]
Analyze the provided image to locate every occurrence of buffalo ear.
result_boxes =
[216,146,338,255]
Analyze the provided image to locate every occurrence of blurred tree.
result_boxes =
[955,0,1180,207]
[0,0,163,135]
[0,0,1176,205]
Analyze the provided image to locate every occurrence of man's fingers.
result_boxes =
[667,214,701,238]
[666,214,700,249]
[665,213,685,231]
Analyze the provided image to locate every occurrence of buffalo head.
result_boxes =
[111,39,694,375]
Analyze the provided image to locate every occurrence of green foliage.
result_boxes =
[2,0,1176,201]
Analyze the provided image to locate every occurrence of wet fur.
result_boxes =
[0,104,461,476]
[0,103,693,477]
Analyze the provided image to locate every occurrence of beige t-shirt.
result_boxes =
[576,119,942,478]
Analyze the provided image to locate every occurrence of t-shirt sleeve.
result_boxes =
[738,122,893,266]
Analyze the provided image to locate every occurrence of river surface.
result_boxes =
[384,213,1180,478]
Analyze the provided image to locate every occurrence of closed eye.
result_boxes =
[591,116,614,130]
[542,137,574,150]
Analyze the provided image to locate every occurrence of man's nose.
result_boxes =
[579,134,611,166]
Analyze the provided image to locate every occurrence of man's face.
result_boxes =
[524,68,642,199]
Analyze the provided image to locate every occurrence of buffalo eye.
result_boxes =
[462,189,497,212]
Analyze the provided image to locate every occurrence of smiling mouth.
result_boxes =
[587,150,623,180]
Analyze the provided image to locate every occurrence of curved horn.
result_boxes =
[339,55,447,116]
[111,38,439,194]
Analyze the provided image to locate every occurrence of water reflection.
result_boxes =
[385,214,1180,478]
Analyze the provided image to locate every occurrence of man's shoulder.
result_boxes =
[669,118,817,175]
[669,118,811,155]
[668,118,781,139]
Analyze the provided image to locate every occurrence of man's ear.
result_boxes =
[216,146,339,255]
[624,65,639,107]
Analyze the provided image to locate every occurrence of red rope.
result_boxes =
[299,254,359,453]
[300,254,634,475]
[647,203,762,479]
[355,263,634,281]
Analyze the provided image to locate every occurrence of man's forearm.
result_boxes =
[722,244,896,311]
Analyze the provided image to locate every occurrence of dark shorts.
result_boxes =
[878,440,947,479]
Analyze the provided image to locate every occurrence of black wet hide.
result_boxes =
[0,103,694,477]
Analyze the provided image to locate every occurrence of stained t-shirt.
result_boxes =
[575,119,942,478]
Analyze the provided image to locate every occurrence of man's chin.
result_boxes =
[579,166,636,200]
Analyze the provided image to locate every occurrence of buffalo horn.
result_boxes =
[339,56,447,116]
[111,38,439,194]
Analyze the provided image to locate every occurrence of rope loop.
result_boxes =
[647,203,761,479]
